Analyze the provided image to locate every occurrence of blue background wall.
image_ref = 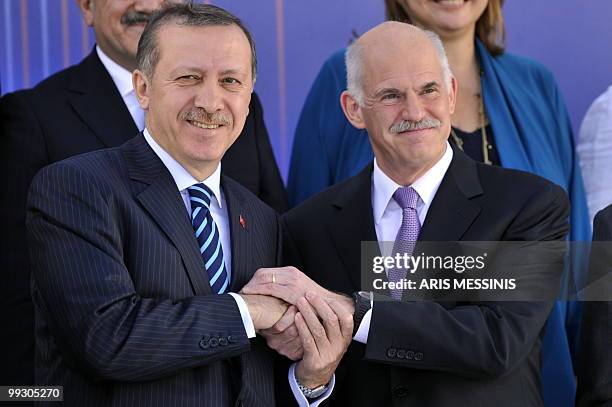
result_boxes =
[1,0,611,179]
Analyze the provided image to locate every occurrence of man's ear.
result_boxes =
[133,69,150,110]
[75,0,95,26]
[447,75,458,115]
[340,90,367,129]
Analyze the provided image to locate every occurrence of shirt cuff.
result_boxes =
[288,362,335,407]
[352,308,372,344]
[228,292,256,338]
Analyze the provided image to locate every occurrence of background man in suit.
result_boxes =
[25,4,347,406]
[577,204,612,406]
[0,0,287,386]
[243,22,570,406]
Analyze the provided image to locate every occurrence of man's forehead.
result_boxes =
[362,51,443,92]
[156,24,251,66]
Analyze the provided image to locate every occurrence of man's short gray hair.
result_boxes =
[345,29,453,106]
[137,2,257,80]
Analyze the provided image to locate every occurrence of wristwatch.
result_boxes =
[352,291,373,336]
[296,378,328,399]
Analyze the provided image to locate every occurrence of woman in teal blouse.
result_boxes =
[288,1,590,406]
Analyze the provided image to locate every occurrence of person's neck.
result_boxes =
[442,30,478,85]
[377,150,445,187]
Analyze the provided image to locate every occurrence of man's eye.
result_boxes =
[222,78,240,85]
[422,87,437,94]
[381,93,399,100]
[178,75,198,81]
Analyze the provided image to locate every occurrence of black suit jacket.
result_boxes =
[0,49,287,385]
[577,204,612,407]
[25,135,280,406]
[281,148,570,406]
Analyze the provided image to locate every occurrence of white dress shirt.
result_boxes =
[353,143,453,343]
[577,84,612,224]
[96,46,145,131]
[143,129,330,406]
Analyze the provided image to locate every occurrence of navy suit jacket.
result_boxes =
[26,135,281,406]
[0,48,287,386]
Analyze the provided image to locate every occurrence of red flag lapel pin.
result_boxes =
[239,214,247,230]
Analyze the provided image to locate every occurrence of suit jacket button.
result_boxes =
[393,385,409,398]
[387,348,397,358]
[396,349,406,359]
[199,339,209,349]
[405,351,414,360]
[219,337,228,346]
[415,352,423,361]
[209,337,219,348]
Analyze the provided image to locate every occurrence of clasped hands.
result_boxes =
[239,267,355,388]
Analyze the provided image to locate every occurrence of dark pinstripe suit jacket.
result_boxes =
[26,135,281,407]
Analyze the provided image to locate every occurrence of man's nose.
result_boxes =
[194,82,224,114]
[134,0,165,13]
[400,91,425,122]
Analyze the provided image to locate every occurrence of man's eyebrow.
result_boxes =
[421,81,440,90]
[372,87,402,98]
[219,68,247,76]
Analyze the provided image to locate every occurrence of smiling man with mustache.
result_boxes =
[0,0,287,389]
[248,22,571,406]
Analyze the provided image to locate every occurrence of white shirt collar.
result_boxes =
[372,142,453,225]
[143,128,223,208]
[96,45,134,98]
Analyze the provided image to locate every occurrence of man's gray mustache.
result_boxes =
[182,110,232,126]
[121,11,150,26]
[390,118,441,134]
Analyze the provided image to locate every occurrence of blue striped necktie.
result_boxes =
[187,183,229,294]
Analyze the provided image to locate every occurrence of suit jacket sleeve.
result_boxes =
[365,183,570,378]
[0,91,47,383]
[26,161,253,383]
[251,93,288,213]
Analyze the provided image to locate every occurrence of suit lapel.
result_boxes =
[123,135,212,295]
[222,177,253,293]
[419,148,483,242]
[67,49,139,148]
[328,165,380,292]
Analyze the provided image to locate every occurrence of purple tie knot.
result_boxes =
[393,186,419,210]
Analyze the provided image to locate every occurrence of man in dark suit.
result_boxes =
[577,204,612,407]
[24,4,348,406]
[0,0,286,387]
[243,22,570,406]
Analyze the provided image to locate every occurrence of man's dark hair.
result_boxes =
[136,2,257,80]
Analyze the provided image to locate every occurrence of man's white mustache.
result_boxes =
[390,118,441,134]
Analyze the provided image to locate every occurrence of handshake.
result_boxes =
[239,267,356,389]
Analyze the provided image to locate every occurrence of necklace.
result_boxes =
[450,71,493,165]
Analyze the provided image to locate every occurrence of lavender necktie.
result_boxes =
[388,186,421,300]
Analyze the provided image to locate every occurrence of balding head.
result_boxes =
[346,22,452,106]
[340,21,457,186]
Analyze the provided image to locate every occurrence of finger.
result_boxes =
[296,296,330,352]
[295,311,318,359]
[306,292,341,342]
[270,305,298,333]
[327,299,354,341]
[241,283,300,305]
